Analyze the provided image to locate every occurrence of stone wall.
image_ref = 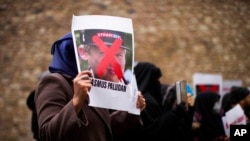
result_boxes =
[0,0,249,140]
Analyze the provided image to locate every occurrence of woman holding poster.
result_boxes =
[35,23,145,141]
[71,15,139,114]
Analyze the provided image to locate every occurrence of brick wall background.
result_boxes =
[0,0,249,140]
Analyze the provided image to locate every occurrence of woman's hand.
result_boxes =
[72,70,92,113]
[187,94,194,107]
[136,91,146,111]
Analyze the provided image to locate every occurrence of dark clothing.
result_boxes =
[161,84,169,98]
[192,92,226,141]
[35,73,142,141]
[161,83,194,141]
[35,73,112,141]
[220,93,232,116]
[230,86,250,105]
[26,90,40,141]
[140,91,193,141]
[134,62,193,141]
[134,62,163,105]
[35,32,142,141]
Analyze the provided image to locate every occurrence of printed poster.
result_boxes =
[193,73,223,110]
[193,73,223,96]
[71,15,139,115]
[222,80,242,97]
[222,104,246,137]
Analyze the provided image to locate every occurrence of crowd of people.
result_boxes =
[26,32,250,141]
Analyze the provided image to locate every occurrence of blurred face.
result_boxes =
[242,95,250,123]
[87,45,126,82]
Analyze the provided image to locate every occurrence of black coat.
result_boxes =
[134,62,193,141]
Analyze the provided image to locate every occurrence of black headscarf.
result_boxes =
[230,86,250,105]
[134,62,195,141]
[162,83,176,112]
[193,92,225,141]
[134,62,162,104]
[194,92,220,118]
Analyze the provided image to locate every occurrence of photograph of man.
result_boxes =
[74,29,133,84]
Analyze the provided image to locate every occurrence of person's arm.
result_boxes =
[72,71,92,113]
[26,90,36,110]
[35,74,88,141]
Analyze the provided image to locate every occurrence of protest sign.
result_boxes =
[71,15,139,114]
[193,73,223,96]
[193,73,223,110]
[222,104,247,137]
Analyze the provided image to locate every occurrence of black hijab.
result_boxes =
[134,62,163,104]
[193,92,225,140]
[194,92,220,119]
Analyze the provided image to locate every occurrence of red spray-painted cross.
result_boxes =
[92,35,123,80]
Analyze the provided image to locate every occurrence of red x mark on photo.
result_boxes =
[198,84,219,93]
[92,35,123,80]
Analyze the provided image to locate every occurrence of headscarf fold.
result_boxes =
[134,62,162,104]
[49,32,78,78]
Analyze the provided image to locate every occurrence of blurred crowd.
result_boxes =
[28,61,250,141]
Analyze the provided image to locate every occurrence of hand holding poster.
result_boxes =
[222,104,247,137]
[71,15,140,115]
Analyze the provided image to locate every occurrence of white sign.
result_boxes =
[193,73,223,96]
[222,80,242,95]
[222,104,247,137]
[193,73,223,110]
[71,15,139,114]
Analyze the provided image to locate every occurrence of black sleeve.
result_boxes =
[27,90,36,110]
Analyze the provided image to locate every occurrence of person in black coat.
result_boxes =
[134,62,193,141]
[26,71,50,141]
[192,92,226,141]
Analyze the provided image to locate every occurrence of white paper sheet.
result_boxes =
[71,15,139,115]
[222,104,247,137]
